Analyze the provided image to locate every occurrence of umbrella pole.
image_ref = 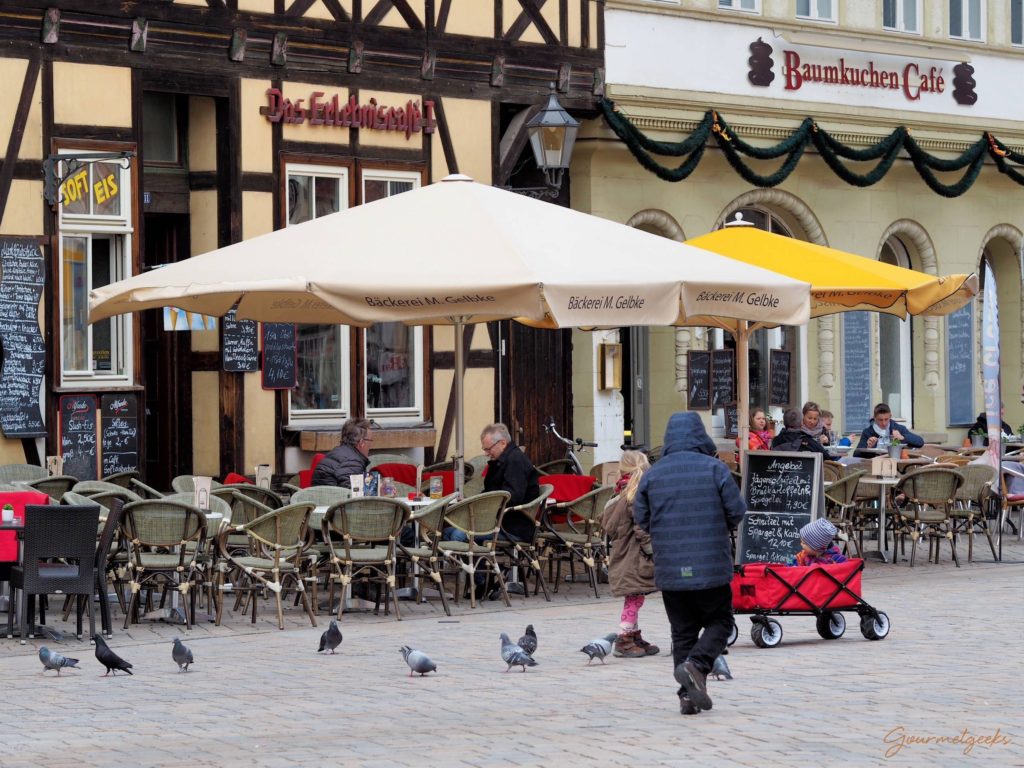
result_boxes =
[453,317,466,498]
[736,321,750,470]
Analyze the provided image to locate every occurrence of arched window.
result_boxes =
[878,236,912,422]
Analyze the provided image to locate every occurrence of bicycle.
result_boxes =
[539,418,597,475]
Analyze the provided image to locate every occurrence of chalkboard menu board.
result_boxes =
[0,237,46,437]
[686,350,711,410]
[769,349,791,408]
[222,308,259,372]
[737,450,822,564]
[711,349,736,409]
[261,323,297,390]
[946,302,974,426]
[724,403,739,439]
[59,395,99,481]
[842,312,872,434]
[101,393,139,477]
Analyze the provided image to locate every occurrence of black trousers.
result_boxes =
[661,584,734,688]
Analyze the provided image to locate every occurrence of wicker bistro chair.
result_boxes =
[948,464,998,562]
[395,493,460,616]
[321,497,410,620]
[495,485,554,601]
[7,504,102,643]
[23,475,78,502]
[538,485,616,598]
[291,486,353,612]
[437,491,511,609]
[893,467,965,567]
[824,470,867,558]
[72,480,144,504]
[0,464,49,483]
[822,461,844,484]
[171,475,225,494]
[215,502,317,630]
[121,499,208,629]
[62,498,127,638]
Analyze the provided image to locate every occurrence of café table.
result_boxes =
[857,475,899,563]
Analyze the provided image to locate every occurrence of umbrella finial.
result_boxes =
[724,212,754,228]
[442,173,474,183]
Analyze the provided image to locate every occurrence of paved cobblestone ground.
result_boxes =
[2,537,1022,767]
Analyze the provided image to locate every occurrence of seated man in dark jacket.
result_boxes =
[634,412,745,716]
[310,418,373,488]
[771,408,830,456]
[854,402,923,455]
[968,404,1014,446]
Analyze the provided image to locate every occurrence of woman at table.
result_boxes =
[736,408,773,452]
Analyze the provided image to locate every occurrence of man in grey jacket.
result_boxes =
[634,412,745,716]
[311,418,373,488]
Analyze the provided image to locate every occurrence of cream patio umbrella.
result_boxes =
[90,175,811,490]
[686,224,979,455]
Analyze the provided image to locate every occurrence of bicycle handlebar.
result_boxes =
[579,440,598,448]
[544,419,596,451]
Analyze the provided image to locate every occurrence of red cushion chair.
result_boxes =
[542,474,598,524]
[373,462,419,488]
[0,490,51,562]
[422,470,456,496]
[298,452,326,488]
[223,472,253,485]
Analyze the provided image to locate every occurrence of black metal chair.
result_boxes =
[6,503,101,644]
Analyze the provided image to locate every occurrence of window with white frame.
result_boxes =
[883,0,921,33]
[878,237,913,423]
[949,0,984,41]
[718,0,759,13]
[1013,0,1023,45]
[362,170,424,421]
[797,0,835,23]
[58,157,133,384]
[285,163,351,422]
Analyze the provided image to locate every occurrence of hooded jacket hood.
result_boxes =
[662,411,717,458]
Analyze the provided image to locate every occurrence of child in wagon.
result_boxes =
[791,518,847,566]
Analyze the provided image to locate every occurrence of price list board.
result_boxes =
[0,237,46,437]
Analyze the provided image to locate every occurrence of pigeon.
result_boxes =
[318,620,343,654]
[39,647,79,676]
[500,633,538,672]
[172,638,194,672]
[400,646,437,677]
[580,633,618,665]
[93,634,133,676]
[710,654,732,681]
[518,624,537,657]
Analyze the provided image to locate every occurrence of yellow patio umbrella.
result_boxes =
[685,225,979,456]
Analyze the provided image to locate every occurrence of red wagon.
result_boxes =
[728,558,890,647]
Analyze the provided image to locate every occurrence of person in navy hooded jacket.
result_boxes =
[633,412,745,716]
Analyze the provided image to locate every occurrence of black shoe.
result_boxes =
[675,659,713,711]
[679,695,700,716]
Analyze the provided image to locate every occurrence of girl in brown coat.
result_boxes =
[605,451,660,657]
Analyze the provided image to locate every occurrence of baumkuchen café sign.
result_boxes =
[747,37,978,105]
[260,88,436,137]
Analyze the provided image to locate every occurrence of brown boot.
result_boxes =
[633,629,660,656]
[613,630,646,658]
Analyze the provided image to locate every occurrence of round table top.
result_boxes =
[859,475,899,485]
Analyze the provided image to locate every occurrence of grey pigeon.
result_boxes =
[93,634,133,676]
[400,646,437,677]
[518,624,537,657]
[39,646,79,676]
[500,633,538,672]
[580,633,618,665]
[172,638,194,672]
[710,654,732,681]
[318,620,343,654]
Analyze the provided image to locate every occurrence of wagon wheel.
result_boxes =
[815,611,846,640]
[750,618,783,648]
[860,611,890,641]
[727,621,738,647]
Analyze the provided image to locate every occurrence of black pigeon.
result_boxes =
[39,647,79,676]
[172,638,194,672]
[318,620,343,654]
[518,624,537,657]
[93,634,133,676]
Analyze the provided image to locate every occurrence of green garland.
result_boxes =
[599,99,1024,198]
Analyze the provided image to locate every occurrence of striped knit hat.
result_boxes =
[800,518,837,553]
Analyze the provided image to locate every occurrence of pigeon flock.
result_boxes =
[36,622,734,684]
